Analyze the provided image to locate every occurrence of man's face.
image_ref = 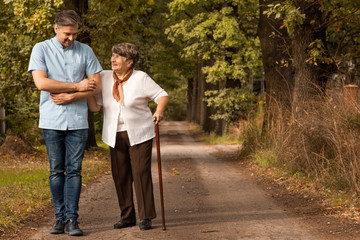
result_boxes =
[54,24,78,49]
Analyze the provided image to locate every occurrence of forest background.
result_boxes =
[0,0,359,224]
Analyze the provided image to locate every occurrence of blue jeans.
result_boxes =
[43,129,88,221]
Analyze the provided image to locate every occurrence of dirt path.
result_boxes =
[27,121,358,239]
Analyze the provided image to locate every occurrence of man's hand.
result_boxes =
[50,93,74,105]
[75,78,97,92]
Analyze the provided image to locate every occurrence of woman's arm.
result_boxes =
[152,96,169,124]
[87,96,102,112]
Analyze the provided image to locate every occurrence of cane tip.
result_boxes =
[162,226,166,231]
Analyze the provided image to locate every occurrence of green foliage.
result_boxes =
[202,131,242,145]
[264,2,305,35]
[345,113,360,133]
[204,87,253,123]
[85,0,149,69]
[251,150,276,169]
[165,84,187,121]
[87,0,189,124]
[5,91,43,144]
[167,0,262,124]
[0,0,63,139]
[307,39,333,65]
[265,0,360,76]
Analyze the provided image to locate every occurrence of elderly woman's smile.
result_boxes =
[111,53,132,75]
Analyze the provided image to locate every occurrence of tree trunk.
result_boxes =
[190,63,201,124]
[186,76,193,122]
[291,2,335,119]
[187,62,218,134]
[258,0,293,123]
[64,0,88,15]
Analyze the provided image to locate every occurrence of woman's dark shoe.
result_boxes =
[50,218,65,234]
[114,221,136,229]
[139,219,152,230]
[65,219,83,236]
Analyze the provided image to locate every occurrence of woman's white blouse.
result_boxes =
[96,70,168,147]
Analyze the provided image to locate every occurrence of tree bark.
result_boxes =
[291,2,335,119]
[258,0,293,123]
[186,62,219,134]
[186,76,193,122]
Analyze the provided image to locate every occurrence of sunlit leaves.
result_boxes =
[0,0,63,138]
[264,2,305,36]
[86,0,189,120]
[264,0,360,71]
[204,87,253,123]
[167,0,261,124]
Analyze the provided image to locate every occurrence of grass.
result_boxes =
[250,150,276,169]
[238,93,360,219]
[187,122,243,145]
[0,144,110,233]
[0,160,49,230]
[202,132,242,145]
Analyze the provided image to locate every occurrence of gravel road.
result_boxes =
[28,121,346,240]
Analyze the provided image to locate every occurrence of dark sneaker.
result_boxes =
[114,221,136,229]
[50,218,65,234]
[139,219,152,231]
[65,219,83,236]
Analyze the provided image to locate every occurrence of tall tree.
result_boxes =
[290,1,334,118]
[86,0,189,122]
[167,0,262,134]
[265,0,360,118]
[0,0,62,142]
[258,0,293,123]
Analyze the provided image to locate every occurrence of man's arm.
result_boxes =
[50,72,102,105]
[32,70,97,93]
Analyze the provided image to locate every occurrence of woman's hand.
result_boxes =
[152,111,164,124]
[153,96,169,124]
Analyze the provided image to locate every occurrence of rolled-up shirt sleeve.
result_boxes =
[85,47,103,76]
[28,43,47,74]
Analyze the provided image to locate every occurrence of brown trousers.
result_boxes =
[110,131,156,223]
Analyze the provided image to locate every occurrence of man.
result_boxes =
[27,10,102,236]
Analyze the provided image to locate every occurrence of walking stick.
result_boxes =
[155,122,166,231]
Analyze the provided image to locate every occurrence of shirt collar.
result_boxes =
[51,37,75,50]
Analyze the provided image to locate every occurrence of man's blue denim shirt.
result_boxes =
[28,37,103,130]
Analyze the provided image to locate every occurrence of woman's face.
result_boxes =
[111,53,133,73]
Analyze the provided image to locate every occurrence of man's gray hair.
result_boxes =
[55,10,81,27]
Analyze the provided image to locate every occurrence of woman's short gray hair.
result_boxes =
[112,43,139,68]
[55,10,81,27]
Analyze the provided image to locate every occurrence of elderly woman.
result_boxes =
[88,43,169,231]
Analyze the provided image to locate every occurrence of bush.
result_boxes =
[258,94,360,194]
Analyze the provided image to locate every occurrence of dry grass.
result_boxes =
[242,92,360,196]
